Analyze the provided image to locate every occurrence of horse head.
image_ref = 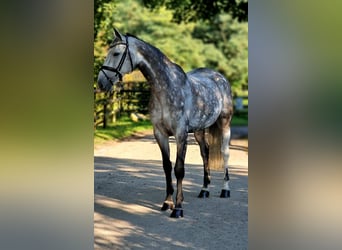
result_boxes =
[97,28,134,92]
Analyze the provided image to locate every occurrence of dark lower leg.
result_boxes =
[202,145,210,188]
[194,130,210,187]
[163,157,174,202]
[154,130,174,210]
[170,136,187,218]
[171,160,185,217]
[194,131,210,198]
[174,163,184,207]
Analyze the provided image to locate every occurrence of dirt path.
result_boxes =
[94,130,248,249]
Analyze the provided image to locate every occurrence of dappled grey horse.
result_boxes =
[97,29,233,218]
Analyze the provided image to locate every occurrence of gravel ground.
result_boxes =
[94,130,248,249]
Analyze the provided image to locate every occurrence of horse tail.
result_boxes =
[208,107,233,171]
[208,122,223,170]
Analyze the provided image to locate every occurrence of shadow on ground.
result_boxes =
[94,151,248,249]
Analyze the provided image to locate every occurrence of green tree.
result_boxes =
[94,0,248,93]
[94,0,116,39]
[142,0,248,23]
[192,14,248,94]
[95,0,228,73]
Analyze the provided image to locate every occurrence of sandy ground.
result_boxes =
[94,129,248,249]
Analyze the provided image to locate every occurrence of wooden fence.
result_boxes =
[94,81,248,129]
[94,81,150,128]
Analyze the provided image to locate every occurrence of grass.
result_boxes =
[94,116,152,144]
[231,114,248,126]
[94,114,247,144]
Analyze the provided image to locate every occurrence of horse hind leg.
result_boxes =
[194,130,210,198]
[219,118,232,198]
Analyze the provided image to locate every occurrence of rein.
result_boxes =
[100,36,133,85]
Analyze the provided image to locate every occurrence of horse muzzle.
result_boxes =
[97,73,113,92]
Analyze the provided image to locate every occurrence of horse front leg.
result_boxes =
[170,132,187,218]
[154,129,174,211]
[194,130,210,198]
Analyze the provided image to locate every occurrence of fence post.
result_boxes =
[94,81,151,128]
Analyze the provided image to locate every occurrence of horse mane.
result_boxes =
[126,33,140,40]
[126,33,165,58]
[126,33,159,49]
[125,32,184,75]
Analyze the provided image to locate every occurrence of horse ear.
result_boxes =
[113,28,123,41]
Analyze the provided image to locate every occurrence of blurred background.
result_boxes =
[1,0,342,249]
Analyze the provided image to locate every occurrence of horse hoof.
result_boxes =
[198,190,210,198]
[170,208,183,218]
[161,202,174,211]
[220,189,230,198]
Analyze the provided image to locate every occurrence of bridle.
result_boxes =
[100,36,133,86]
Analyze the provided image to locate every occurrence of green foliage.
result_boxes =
[94,0,116,83]
[142,0,248,23]
[231,114,248,126]
[94,0,117,39]
[192,14,248,93]
[94,0,248,129]
[94,0,247,92]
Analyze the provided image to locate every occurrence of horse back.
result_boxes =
[187,68,231,94]
[186,68,233,130]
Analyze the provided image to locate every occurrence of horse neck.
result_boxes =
[130,37,186,91]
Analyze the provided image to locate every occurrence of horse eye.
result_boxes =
[113,52,120,56]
